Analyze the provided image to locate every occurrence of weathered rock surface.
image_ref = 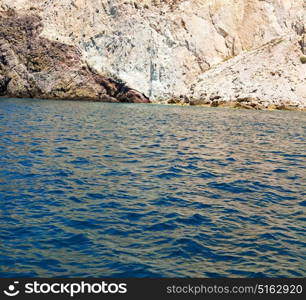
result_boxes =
[0,1,305,109]
[0,10,149,103]
[189,37,306,110]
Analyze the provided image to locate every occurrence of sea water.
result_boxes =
[0,98,305,277]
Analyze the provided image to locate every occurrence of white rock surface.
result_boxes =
[0,0,305,107]
[191,37,306,109]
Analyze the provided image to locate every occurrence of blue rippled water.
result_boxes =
[0,98,305,277]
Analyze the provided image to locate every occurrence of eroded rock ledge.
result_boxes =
[160,36,306,111]
[0,11,150,103]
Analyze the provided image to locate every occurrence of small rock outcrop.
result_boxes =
[0,10,149,103]
[190,37,306,110]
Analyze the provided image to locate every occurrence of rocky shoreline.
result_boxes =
[1,2,305,111]
[157,98,306,112]
[2,94,305,112]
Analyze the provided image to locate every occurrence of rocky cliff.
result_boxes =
[0,0,305,109]
[0,10,149,102]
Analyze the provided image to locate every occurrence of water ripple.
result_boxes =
[0,99,305,277]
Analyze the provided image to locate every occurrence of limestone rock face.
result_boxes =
[0,0,305,107]
[0,10,149,102]
[190,37,306,110]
